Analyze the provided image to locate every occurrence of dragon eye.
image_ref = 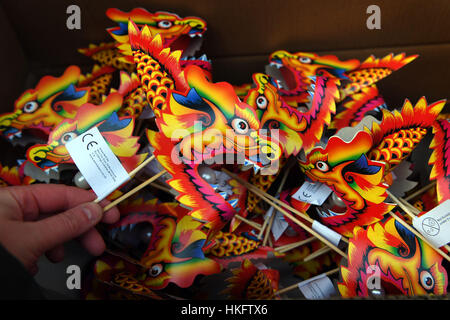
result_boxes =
[23,101,39,113]
[231,118,249,135]
[256,96,268,109]
[298,56,312,64]
[420,270,435,290]
[157,20,173,29]
[61,132,77,144]
[315,161,329,172]
[149,264,163,277]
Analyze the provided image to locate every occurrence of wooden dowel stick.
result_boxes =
[387,190,417,219]
[258,165,291,239]
[263,210,276,246]
[275,267,340,296]
[389,211,450,262]
[395,192,450,252]
[223,168,314,224]
[398,197,421,215]
[225,169,346,258]
[102,170,167,212]
[275,236,316,253]
[303,246,332,262]
[149,182,173,194]
[223,169,348,256]
[235,214,263,231]
[404,181,436,201]
[257,216,270,240]
[127,155,156,178]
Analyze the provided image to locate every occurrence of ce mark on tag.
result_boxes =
[82,133,98,150]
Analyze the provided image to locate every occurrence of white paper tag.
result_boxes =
[66,126,130,201]
[412,199,450,248]
[292,181,333,205]
[298,273,336,299]
[312,220,342,246]
[271,211,289,241]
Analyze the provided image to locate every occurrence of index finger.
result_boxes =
[4,184,98,221]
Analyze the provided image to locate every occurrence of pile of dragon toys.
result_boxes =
[0,7,449,300]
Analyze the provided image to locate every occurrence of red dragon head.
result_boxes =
[0,66,89,139]
[299,130,393,237]
[105,199,220,290]
[244,72,339,155]
[299,97,445,237]
[26,92,146,172]
[338,217,448,297]
[128,21,282,230]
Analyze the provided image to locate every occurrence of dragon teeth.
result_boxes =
[227,199,238,208]
[219,191,228,200]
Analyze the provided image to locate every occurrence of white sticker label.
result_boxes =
[292,181,333,205]
[312,220,342,246]
[298,273,336,300]
[412,199,450,248]
[271,210,289,241]
[66,126,130,201]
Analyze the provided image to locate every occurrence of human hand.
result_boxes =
[0,184,120,274]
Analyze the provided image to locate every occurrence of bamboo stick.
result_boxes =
[223,169,347,258]
[258,164,291,239]
[303,246,332,262]
[102,170,167,211]
[275,267,340,296]
[94,155,157,204]
[391,191,450,253]
[275,236,316,253]
[404,181,436,201]
[389,211,450,262]
[235,214,263,231]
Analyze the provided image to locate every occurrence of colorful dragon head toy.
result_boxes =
[128,20,282,230]
[268,50,417,104]
[0,66,89,139]
[104,199,220,290]
[25,92,146,172]
[244,72,339,156]
[338,217,448,297]
[107,8,206,60]
[299,97,445,236]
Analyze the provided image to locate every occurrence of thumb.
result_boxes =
[31,202,103,253]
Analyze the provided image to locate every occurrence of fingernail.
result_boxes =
[82,204,100,221]
[83,206,93,220]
